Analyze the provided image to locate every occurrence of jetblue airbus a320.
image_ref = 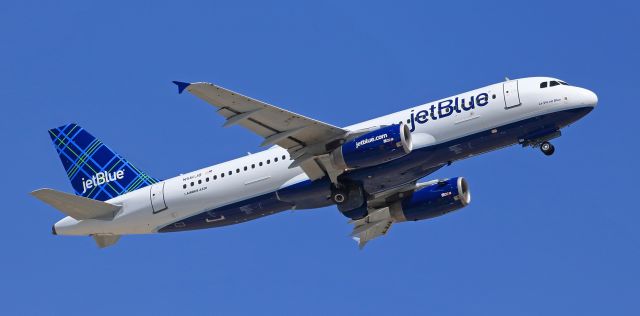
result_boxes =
[32,77,597,248]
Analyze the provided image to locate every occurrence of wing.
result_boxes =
[174,81,348,180]
[350,207,396,249]
[349,176,445,249]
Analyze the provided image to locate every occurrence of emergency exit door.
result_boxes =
[503,80,521,108]
[150,182,167,213]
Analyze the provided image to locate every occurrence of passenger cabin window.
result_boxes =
[540,82,548,88]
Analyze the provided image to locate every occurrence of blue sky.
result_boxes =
[2,1,639,315]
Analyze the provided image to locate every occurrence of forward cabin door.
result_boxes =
[503,80,521,108]
[150,182,167,213]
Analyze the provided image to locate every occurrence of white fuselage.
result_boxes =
[54,77,598,236]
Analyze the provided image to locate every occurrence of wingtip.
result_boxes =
[172,81,191,94]
[30,188,49,197]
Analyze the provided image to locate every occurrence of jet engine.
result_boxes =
[330,124,412,170]
[399,177,471,221]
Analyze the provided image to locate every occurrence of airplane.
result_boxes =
[31,77,598,248]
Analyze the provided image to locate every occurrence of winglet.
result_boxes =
[172,81,191,94]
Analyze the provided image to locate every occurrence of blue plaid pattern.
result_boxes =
[49,123,159,201]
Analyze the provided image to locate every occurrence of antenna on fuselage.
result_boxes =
[505,76,510,81]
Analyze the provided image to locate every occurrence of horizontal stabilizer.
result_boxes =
[31,188,121,220]
[93,234,121,248]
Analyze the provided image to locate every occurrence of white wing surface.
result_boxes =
[174,81,348,180]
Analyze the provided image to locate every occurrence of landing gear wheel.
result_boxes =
[333,192,346,204]
[540,141,555,156]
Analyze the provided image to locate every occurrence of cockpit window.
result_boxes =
[541,80,568,88]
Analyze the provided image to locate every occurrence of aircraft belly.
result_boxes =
[159,192,293,232]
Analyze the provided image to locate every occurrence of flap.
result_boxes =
[350,207,395,249]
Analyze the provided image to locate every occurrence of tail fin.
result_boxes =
[48,123,159,201]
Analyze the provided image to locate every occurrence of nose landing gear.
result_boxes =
[540,141,555,156]
[520,130,561,157]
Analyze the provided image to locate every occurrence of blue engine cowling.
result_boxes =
[331,124,412,170]
[400,177,471,221]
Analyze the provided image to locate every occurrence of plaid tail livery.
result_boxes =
[49,123,159,201]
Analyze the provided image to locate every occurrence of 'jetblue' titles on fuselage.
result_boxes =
[408,92,490,131]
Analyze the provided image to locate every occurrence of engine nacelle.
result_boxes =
[399,177,471,221]
[331,124,412,170]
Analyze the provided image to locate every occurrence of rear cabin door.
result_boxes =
[150,182,167,213]
[503,80,521,108]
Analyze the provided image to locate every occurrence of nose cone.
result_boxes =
[577,87,598,107]
[585,89,598,107]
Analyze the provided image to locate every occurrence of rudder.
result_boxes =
[48,123,159,201]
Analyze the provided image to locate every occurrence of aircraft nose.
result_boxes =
[577,88,598,107]
[585,89,598,107]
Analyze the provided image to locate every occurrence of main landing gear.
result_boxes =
[332,191,346,203]
[540,141,555,156]
[332,183,368,220]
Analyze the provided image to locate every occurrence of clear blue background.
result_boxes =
[2,1,639,315]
